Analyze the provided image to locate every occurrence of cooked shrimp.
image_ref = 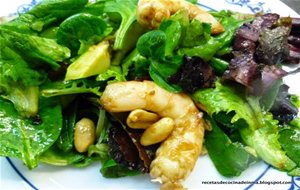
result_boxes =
[137,0,224,34]
[100,80,204,189]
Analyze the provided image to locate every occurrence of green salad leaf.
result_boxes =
[136,19,183,92]
[100,159,141,178]
[0,97,62,169]
[27,0,89,31]
[57,13,113,54]
[39,144,86,166]
[278,125,300,176]
[0,45,44,117]
[193,80,256,129]
[1,28,70,69]
[193,80,299,175]
[104,0,138,50]
[205,115,258,177]
[41,79,103,97]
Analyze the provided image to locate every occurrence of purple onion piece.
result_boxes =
[251,65,287,95]
[291,18,300,35]
[288,35,300,48]
[222,53,258,87]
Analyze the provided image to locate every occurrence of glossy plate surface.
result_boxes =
[0,0,300,190]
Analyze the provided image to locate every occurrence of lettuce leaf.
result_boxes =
[193,81,257,130]
[0,97,62,169]
[193,80,299,175]
[205,115,258,177]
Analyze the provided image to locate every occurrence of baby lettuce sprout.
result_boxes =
[40,101,110,167]
[137,30,168,59]
[65,41,111,81]
[290,94,300,107]
[56,101,78,153]
[209,57,229,75]
[179,12,249,61]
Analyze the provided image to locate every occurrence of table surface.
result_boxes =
[281,0,300,14]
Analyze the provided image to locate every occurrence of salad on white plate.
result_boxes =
[0,0,300,190]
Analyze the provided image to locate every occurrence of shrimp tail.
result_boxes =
[137,0,224,34]
[150,111,204,187]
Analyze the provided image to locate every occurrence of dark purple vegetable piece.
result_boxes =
[287,18,300,64]
[288,44,300,64]
[233,37,256,53]
[234,24,260,45]
[255,26,290,65]
[168,56,216,93]
[126,128,157,170]
[222,53,258,87]
[290,17,300,35]
[288,35,300,48]
[232,13,280,54]
[254,13,280,29]
[222,13,299,95]
[251,65,287,95]
[270,84,299,124]
[108,124,147,172]
[107,120,157,173]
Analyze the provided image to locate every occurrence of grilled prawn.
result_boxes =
[136,0,224,34]
[100,80,204,189]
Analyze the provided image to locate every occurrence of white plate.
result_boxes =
[0,0,300,190]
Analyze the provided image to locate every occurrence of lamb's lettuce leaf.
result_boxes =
[57,13,113,55]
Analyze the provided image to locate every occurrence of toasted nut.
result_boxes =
[127,109,160,129]
[74,118,96,153]
[140,117,174,146]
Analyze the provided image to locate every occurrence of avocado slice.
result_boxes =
[65,40,110,80]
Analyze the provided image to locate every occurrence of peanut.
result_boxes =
[140,117,174,146]
[74,118,96,153]
[127,109,160,129]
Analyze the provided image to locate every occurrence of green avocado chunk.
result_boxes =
[65,40,111,80]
